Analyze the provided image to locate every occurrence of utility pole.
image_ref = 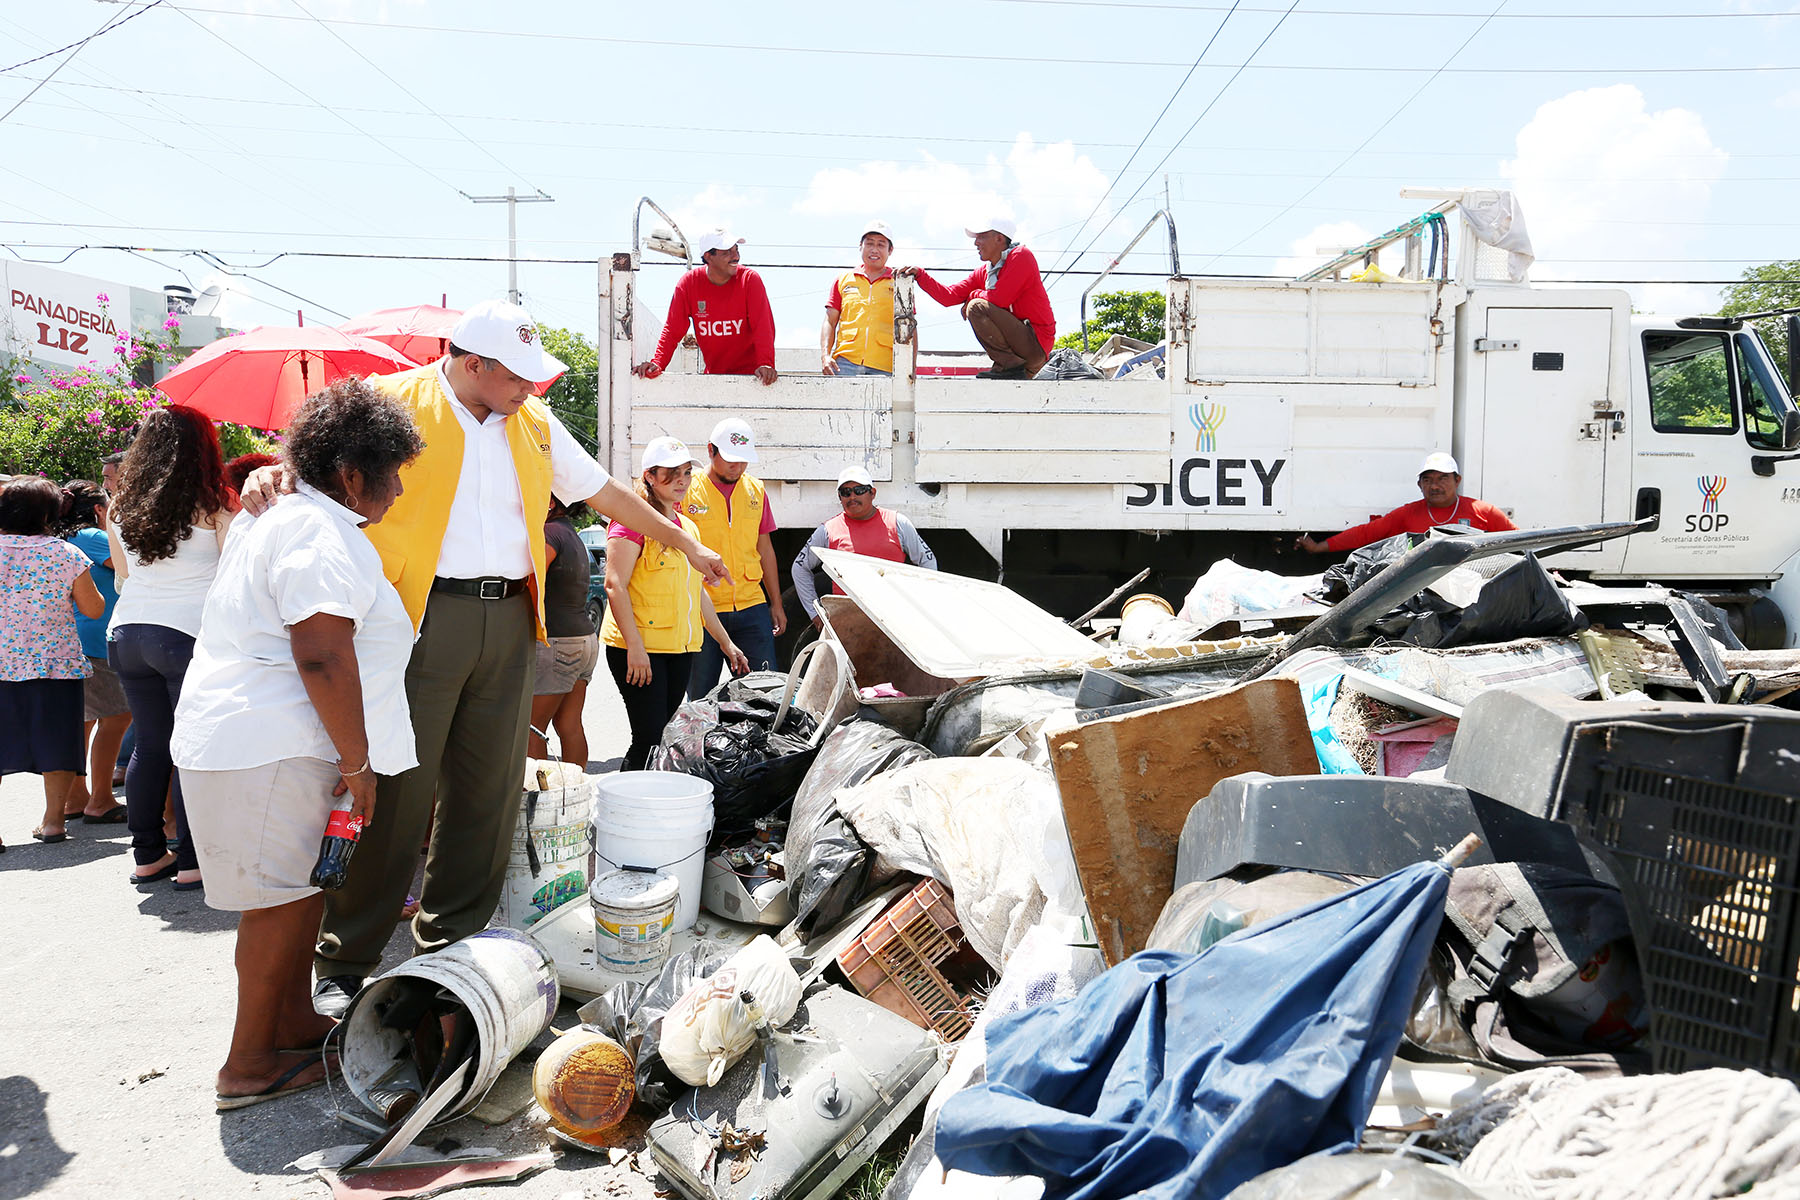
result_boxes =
[465,187,554,304]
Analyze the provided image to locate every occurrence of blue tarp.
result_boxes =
[935,859,1452,1200]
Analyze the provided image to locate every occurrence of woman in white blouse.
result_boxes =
[172,379,423,1111]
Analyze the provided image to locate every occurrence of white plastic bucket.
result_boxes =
[590,869,680,974]
[495,759,596,930]
[337,928,560,1124]
[590,771,713,932]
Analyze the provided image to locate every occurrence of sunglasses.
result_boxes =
[837,485,873,498]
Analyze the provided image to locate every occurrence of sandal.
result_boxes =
[214,1052,326,1112]
[83,805,128,824]
[31,828,69,844]
[131,862,179,885]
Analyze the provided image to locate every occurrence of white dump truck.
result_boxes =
[596,191,1800,648]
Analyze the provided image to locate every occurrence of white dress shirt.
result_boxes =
[171,484,419,776]
[431,359,611,579]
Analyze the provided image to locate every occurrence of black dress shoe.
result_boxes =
[313,975,364,1019]
[977,365,1028,381]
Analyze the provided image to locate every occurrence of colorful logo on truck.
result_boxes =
[1189,403,1227,452]
[1698,475,1727,514]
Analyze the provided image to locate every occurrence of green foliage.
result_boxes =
[537,323,600,455]
[1717,259,1800,380]
[0,306,274,482]
[1646,334,1734,431]
[1054,289,1167,352]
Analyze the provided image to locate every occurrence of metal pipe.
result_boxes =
[630,196,692,269]
[1079,209,1181,352]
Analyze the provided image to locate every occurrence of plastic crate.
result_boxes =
[836,879,974,1040]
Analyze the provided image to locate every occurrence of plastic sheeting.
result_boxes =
[1177,560,1324,631]
[786,721,935,937]
[834,758,1088,969]
[1224,1152,1494,1199]
[1456,189,1535,284]
[934,857,1455,1200]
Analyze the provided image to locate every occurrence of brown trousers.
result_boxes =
[315,590,535,979]
[963,297,1043,370]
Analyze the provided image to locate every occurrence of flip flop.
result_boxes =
[83,805,128,824]
[172,877,204,893]
[214,1052,325,1112]
[31,830,68,843]
[131,862,179,885]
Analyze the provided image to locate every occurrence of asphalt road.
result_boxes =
[0,666,691,1200]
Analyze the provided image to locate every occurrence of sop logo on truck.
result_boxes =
[1689,475,1728,532]
[1125,398,1292,513]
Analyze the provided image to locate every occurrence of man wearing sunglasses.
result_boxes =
[791,466,937,630]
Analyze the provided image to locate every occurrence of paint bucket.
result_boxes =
[590,869,680,974]
[495,759,596,930]
[1119,592,1176,646]
[589,771,713,932]
[337,928,560,1124]
[532,1028,636,1135]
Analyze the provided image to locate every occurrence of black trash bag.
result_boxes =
[1372,553,1588,650]
[1033,346,1104,381]
[649,678,821,839]
[1313,532,1419,604]
[575,945,732,1112]
[787,721,935,939]
[1223,1151,1489,1199]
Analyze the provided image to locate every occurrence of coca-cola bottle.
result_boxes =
[310,796,366,890]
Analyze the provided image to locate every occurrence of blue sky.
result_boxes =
[4,0,1798,356]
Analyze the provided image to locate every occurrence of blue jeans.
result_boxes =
[110,624,197,871]
[832,357,892,377]
[688,602,779,700]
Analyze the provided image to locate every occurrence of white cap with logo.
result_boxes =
[1419,452,1460,476]
[693,228,746,257]
[964,215,1018,241]
[837,465,875,489]
[709,417,759,463]
[450,299,566,384]
[860,220,894,245]
[641,436,703,473]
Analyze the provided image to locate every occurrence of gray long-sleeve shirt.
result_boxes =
[792,511,937,619]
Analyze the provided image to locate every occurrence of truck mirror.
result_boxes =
[1785,408,1800,452]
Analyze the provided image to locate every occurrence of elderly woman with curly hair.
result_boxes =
[108,404,234,890]
[171,378,423,1110]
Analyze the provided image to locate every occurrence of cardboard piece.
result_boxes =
[1047,679,1319,965]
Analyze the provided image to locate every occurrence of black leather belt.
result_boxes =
[431,576,528,600]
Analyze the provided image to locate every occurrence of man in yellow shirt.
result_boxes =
[684,417,788,699]
[821,221,896,377]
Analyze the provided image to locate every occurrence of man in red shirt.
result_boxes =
[1297,453,1517,553]
[900,216,1054,381]
[633,229,777,385]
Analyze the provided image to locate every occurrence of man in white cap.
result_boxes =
[791,465,937,630]
[821,221,897,376]
[1297,452,1516,553]
[242,297,730,1017]
[634,228,777,385]
[683,417,788,698]
[899,215,1054,380]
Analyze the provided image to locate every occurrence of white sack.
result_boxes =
[834,758,1087,969]
[659,935,800,1087]
[1176,558,1323,630]
[1456,189,1535,283]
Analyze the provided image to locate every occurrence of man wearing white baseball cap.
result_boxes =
[682,417,788,698]
[791,464,937,630]
[241,296,731,1018]
[634,228,777,385]
[1297,451,1516,553]
[899,214,1055,380]
[821,221,898,377]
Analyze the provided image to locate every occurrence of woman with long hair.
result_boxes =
[600,438,749,771]
[108,404,234,892]
[60,478,132,823]
[0,478,104,847]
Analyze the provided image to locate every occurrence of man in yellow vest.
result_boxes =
[684,417,787,699]
[820,221,896,376]
[243,299,728,1018]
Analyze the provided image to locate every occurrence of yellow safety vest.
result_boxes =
[684,471,769,612]
[362,365,554,639]
[830,269,895,374]
[600,512,705,654]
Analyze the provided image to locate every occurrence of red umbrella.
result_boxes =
[337,304,461,366]
[155,325,421,430]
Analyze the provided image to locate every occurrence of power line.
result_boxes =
[0,2,151,127]
[0,0,165,75]
[990,0,1800,16]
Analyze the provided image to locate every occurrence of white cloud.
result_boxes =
[794,133,1111,261]
[1274,220,1377,280]
[673,184,760,243]
[1501,85,1728,315]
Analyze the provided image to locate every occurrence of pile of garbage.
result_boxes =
[309,530,1800,1199]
